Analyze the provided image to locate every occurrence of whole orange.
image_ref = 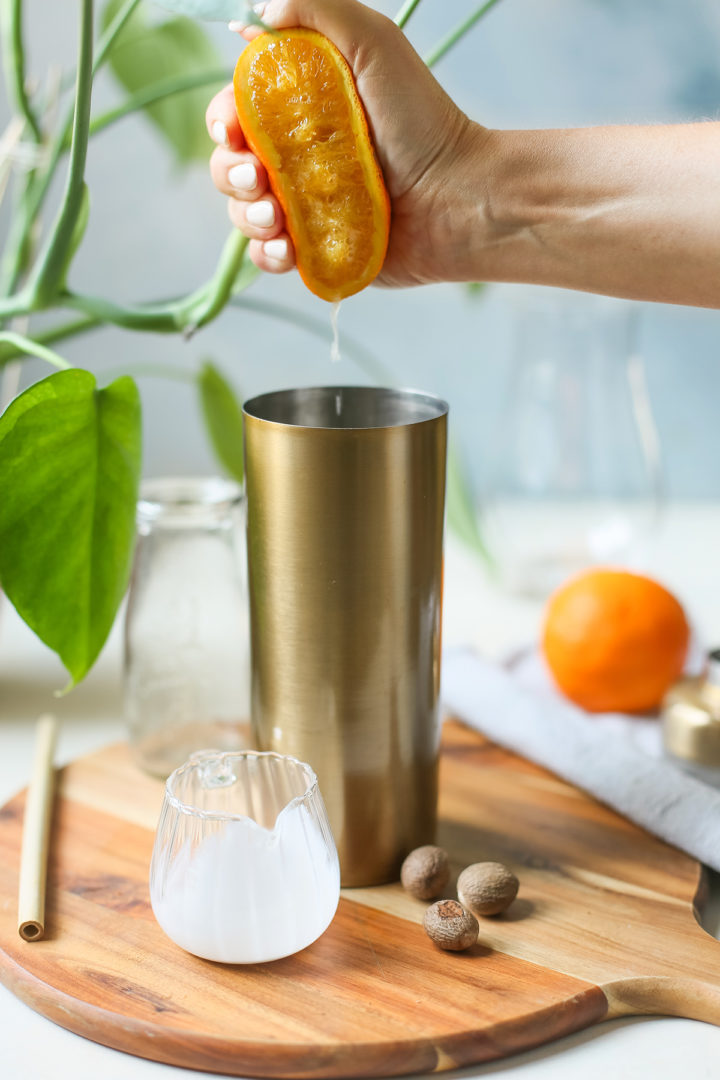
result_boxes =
[541,568,690,714]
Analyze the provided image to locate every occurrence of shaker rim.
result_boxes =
[242,385,449,431]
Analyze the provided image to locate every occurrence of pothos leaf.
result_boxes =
[198,361,244,483]
[103,0,226,163]
[0,370,142,685]
[446,441,495,568]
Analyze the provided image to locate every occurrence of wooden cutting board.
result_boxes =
[1,721,719,1077]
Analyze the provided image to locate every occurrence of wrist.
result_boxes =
[425,123,527,286]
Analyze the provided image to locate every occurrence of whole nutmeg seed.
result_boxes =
[400,845,451,900]
[457,862,519,916]
[423,899,478,951]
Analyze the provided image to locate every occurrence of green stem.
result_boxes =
[180,232,251,334]
[84,68,230,143]
[1,0,141,301]
[393,0,424,30]
[59,291,183,332]
[0,331,71,371]
[0,0,42,141]
[30,0,94,306]
[92,0,141,74]
[0,290,32,321]
[57,233,249,333]
[0,314,99,366]
[423,0,504,68]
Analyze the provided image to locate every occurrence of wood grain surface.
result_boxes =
[0,720,719,1077]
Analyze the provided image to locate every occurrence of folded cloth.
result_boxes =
[441,646,720,874]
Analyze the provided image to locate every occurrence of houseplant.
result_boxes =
[0,0,497,688]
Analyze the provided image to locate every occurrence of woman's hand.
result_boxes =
[205,0,486,288]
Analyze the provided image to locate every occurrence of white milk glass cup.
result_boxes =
[150,750,340,963]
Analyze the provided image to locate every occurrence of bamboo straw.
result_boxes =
[18,714,58,942]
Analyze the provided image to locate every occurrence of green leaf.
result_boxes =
[103,0,226,162]
[446,441,495,568]
[0,370,142,685]
[198,361,244,483]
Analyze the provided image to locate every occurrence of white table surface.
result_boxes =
[2,503,720,1079]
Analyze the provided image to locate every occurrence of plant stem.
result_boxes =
[176,232,251,334]
[393,0,424,30]
[0,314,99,366]
[92,0,141,74]
[424,0,504,68]
[0,290,32,321]
[59,291,183,332]
[0,0,42,141]
[29,0,94,306]
[1,0,141,302]
[0,331,71,370]
[84,68,230,143]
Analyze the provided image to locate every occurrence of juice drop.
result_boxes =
[330,300,342,364]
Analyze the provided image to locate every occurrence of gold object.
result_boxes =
[662,653,720,772]
[243,387,448,886]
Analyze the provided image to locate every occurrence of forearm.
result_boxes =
[459,122,720,307]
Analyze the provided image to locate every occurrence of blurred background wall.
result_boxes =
[5,0,720,497]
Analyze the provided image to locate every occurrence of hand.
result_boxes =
[205,0,486,288]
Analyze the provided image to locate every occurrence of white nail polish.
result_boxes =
[253,2,267,15]
[228,163,257,191]
[263,238,288,261]
[211,120,228,146]
[246,201,275,228]
[228,19,248,32]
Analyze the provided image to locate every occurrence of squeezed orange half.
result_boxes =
[234,29,391,302]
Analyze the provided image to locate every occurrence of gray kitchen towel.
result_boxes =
[442,646,720,873]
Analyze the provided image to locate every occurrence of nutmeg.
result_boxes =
[400,845,450,900]
[423,899,478,951]
[457,862,519,916]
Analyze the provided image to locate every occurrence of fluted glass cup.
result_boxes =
[150,750,340,964]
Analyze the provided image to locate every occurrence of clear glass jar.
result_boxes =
[124,477,251,777]
[486,288,664,597]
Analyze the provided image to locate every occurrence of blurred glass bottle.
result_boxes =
[125,477,251,777]
[487,288,663,597]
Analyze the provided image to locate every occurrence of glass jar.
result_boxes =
[124,477,251,777]
[486,288,664,597]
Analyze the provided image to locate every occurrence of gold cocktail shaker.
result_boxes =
[243,387,448,886]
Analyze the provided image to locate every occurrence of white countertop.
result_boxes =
[2,502,720,1079]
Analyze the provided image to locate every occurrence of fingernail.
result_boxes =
[263,238,288,261]
[253,2,268,15]
[246,201,275,228]
[228,162,258,191]
[211,120,228,146]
